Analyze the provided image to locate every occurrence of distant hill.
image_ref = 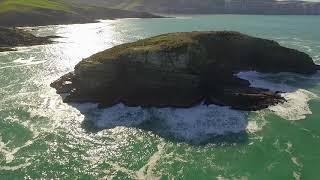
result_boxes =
[1,0,319,27]
[69,0,320,15]
[0,0,70,13]
[0,0,161,27]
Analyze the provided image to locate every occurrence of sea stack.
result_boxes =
[51,31,319,111]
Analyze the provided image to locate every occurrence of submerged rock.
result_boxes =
[51,31,319,111]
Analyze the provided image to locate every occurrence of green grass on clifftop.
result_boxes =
[0,0,160,27]
[0,0,70,13]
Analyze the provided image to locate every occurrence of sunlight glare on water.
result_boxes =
[1,16,320,179]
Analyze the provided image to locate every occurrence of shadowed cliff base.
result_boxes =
[60,70,320,145]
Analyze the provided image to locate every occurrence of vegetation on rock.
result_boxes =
[51,31,319,111]
[0,0,70,13]
[0,0,162,27]
[68,0,320,15]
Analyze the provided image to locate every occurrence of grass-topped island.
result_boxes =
[51,31,320,111]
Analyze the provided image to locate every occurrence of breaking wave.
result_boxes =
[237,71,318,120]
[74,70,320,143]
[78,103,248,144]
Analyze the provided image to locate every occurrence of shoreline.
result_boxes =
[0,47,16,52]
[0,8,164,27]
[0,27,60,52]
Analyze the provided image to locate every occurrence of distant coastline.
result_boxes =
[69,0,320,16]
[0,1,163,27]
[0,9,162,27]
[1,0,319,28]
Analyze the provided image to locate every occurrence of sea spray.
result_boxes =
[237,71,318,120]
[88,103,248,143]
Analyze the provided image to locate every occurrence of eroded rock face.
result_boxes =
[51,31,318,111]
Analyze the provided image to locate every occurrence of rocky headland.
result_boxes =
[0,1,162,27]
[51,31,319,111]
[0,27,58,52]
[70,0,320,15]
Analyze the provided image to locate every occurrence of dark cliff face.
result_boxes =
[51,31,318,111]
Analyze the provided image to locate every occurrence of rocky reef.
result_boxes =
[0,27,56,52]
[51,31,319,111]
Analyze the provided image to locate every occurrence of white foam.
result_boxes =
[175,16,193,19]
[293,171,301,180]
[0,63,44,70]
[0,136,34,164]
[291,157,303,168]
[0,162,32,171]
[237,71,295,92]
[246,111,268,134]
[14,47,33,52]
[246,121,262,134]
[0,56,46,70]
[70,103,98,113]
[0,137,15,163]
[135,141,165,180]
[91,103,248,143]
[93,103,151,129]
[285,141,293,153]
[0,51,10,55]
[237,71,318,121]
[269,89,316,120]
[217,175,228,180]
[151,104,247,140]
[13,57,33,63]
[13,56,46,65]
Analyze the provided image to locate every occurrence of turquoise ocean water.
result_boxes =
[0,15,320,179]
